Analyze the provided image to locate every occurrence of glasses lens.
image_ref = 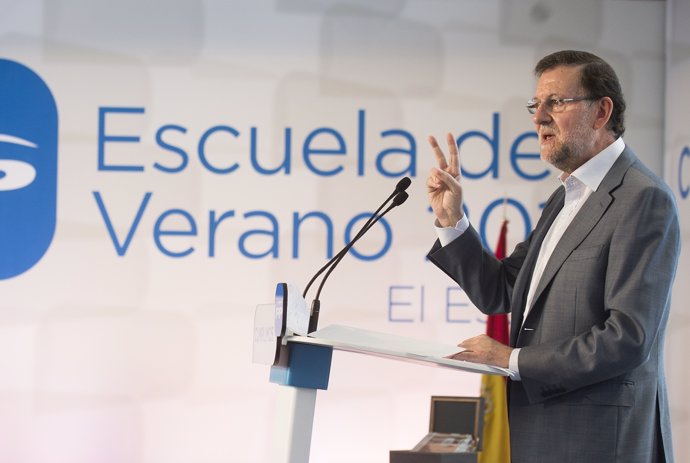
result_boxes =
[526,98,538,114]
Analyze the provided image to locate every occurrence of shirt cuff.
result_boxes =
[508,348,521,381]
[434,215,470,247]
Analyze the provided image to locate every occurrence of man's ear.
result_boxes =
[593,96,614,130]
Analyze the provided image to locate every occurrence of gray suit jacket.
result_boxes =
[428,147,680,462]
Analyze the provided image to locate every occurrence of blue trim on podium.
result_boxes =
[270,342,333,390]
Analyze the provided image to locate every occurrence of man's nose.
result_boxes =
[532,103,552,125]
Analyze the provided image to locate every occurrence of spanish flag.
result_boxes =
[477,219,511,463]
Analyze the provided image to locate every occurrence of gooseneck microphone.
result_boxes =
[304,177,412,333]
[314,191,409,300]
[302,176,411,299]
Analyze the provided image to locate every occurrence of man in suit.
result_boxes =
[426,50,680,462]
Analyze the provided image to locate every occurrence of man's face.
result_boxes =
[532,65,597,173]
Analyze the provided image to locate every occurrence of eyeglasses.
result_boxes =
[526,96,595,115]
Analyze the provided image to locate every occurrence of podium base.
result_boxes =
[389,451,477,463]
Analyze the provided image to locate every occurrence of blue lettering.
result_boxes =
[251,127,291,175]
[198,125,240,174]
[239,211,279,259]
[387,285,419,323]
[377,129,416,177]
[292,212,334,259]
[302,128,346,176]
[446,287,470,323]
[457,112,499,179]
[209,210,236,257]
[358,109,366,176]
[478,198,532,249]
[95,108,552,182]
[345,213,392,260]
[154,209,197,257]
[98,107,145,172]
[93,191,151,255]
[510,131,549,180]
[680,146,689,199]
[154,124,189,173]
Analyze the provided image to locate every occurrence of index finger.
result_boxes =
[446,133,459,176]
[427,135,449,170]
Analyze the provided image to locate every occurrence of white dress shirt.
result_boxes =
[435,137,625,380]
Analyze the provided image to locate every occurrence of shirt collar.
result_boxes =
[559,137,625,191]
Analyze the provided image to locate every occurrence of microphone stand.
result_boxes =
[307,189,410,333]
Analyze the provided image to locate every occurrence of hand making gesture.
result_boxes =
[427,133,464,228]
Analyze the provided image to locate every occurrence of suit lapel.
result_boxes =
[524,148,636,325]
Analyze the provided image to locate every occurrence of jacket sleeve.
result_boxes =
[427,223,529,316]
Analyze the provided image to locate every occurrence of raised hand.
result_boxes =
[427,133,464,228]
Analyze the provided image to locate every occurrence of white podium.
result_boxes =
[253,283,509,463]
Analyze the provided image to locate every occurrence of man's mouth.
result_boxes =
[541,133,555,143]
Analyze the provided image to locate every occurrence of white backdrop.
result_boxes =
[664,0,690,460]
[0,1,675,462]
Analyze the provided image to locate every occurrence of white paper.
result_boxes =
[311,324,464,358]
[292,324,510,376]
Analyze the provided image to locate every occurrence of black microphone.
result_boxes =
[302,177,411,299]
[314,190,409,300]
[305,182,411,333]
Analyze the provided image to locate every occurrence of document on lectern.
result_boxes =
[287,324,510,376]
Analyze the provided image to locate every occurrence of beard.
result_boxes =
[545,142,580,173]
[540,125,593,173]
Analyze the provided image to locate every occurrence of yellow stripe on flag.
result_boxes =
[478,374,510,462]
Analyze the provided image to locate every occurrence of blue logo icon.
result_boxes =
[0,59,58,279]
